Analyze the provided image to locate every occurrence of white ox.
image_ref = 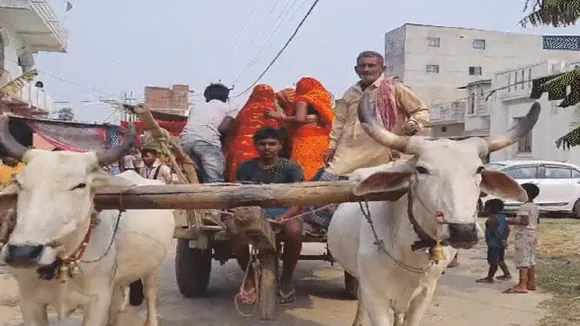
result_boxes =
[328,95,540,326]
[0,117,174,326]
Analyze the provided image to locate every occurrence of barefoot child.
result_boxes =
[504,183,540,294]
[477,199,512,283]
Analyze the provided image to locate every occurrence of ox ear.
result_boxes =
[481,170,527,202]
[353,171,412,199]
[90,171,136,190]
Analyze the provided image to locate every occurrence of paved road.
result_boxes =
[1,241,550,326]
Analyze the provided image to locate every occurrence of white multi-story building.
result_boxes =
[0,0,67,117]
[385,23,580,136]
[489,59,580,166]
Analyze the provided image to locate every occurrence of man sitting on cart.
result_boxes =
[234,127,305,305]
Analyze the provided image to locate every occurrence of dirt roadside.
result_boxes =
[0,239,551,326]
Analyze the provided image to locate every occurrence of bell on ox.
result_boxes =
[429,241,446,264]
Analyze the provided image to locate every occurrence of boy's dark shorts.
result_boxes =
[487,247,505,264]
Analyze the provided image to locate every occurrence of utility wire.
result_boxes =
[218,0,260,78]
[231,0,321,98]
[231,0,303,85]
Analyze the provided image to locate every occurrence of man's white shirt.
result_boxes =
[180,99,239,147]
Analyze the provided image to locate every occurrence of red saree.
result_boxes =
[224,85,278,181]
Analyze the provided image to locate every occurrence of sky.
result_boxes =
[37,0,580,124]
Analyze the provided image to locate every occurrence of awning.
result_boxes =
[9,115,125,152]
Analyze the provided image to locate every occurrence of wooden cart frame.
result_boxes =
[120,105,361,320]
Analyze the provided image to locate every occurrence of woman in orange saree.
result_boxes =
[224,84,279,181]
[266,77,334,181]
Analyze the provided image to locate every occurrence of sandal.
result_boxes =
[476,278,494,284]
[503,287,528,294]
[278,288,296,305]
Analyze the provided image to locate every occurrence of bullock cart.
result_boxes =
[124,105,369,320]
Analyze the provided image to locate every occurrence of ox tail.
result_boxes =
[129,279,144,306]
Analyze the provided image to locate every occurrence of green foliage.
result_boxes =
[520,0,580,27]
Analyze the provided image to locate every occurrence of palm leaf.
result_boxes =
[556,125,580,149]
[520,0,580,27]
[0,70,39,100]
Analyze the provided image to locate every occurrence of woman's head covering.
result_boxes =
[293,77,334,126]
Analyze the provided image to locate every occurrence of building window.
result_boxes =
[542,36,580,51]
[469,66,482,76]
[508,73,511,92]
[514,72,518,89]
[528,68,532,87]
[427,37,440,47]
[520,70,525,89]
[515,117,532,153]
[472,39,486,50]
[426,64,439,73]
[441,126,447,132]
[468,93,475,115]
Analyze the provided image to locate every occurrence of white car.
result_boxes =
[482,160,580,218]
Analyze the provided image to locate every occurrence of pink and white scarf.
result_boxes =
[376,77,401,132]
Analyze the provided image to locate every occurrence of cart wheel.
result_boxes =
[259,251,278,321]
[175,238,212,297]
[344,271,358,299]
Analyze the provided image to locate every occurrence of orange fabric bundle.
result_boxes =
[288,77,334,181]
[224,84,278,181]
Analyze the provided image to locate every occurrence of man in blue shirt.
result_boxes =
[476,199,512,283]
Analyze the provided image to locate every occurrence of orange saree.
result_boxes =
[287,77,334,181]
[224,85,278,181]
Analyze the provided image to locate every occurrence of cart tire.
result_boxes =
[259,251,278,320]
[175,238,212,297]
[344,271,358,299]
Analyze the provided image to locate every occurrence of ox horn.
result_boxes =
[485,102,541,153]
[95,123,137,166]
[0,114,29,161]
[357,93,411,154]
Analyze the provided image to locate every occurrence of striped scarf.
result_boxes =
[376,77,401,132]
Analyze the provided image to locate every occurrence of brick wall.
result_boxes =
[144,84,189,115]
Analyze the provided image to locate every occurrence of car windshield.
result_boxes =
[485,163,506,170]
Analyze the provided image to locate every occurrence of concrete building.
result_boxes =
[384,23,580,136]
[489,59,580,166]
[144,84,190,116]
[0,0,67,117]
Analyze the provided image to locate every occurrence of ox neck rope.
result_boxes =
[358,184,450,274]
[406,186,449,253]
[38,194,126,283]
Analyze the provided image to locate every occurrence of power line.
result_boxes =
[232,0,321,98]
[218,0,260,78]
[231,0,304,85]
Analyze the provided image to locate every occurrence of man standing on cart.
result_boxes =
[233,127,305,306]
[179,83,238,183]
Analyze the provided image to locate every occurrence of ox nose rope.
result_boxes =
[358,200,434,274]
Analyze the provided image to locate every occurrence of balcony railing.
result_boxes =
[10,83,53,113]
[29,0,68,50]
